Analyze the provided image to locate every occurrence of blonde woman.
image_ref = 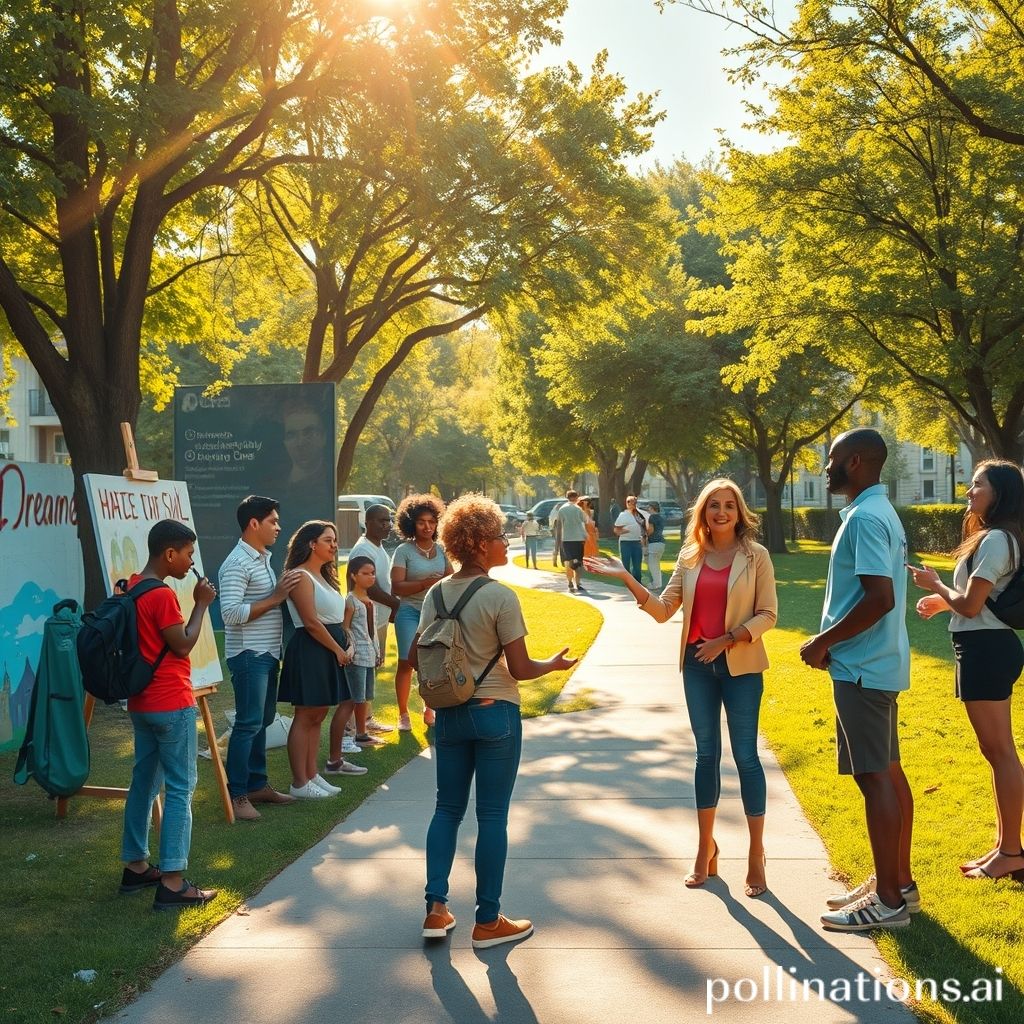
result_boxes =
[585,479,777,897]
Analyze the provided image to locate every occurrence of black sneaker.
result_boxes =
[119,864,162,894]
[153,880,218,912]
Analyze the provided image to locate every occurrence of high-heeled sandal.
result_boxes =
[684,841,719,888]
[744,853,768,898]
[963,849,1024,881]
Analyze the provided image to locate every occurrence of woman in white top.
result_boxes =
[910,460,1024,881]
[278,521,355,799]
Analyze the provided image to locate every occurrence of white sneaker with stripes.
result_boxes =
[826,875,922,913]
[820,892,911,932]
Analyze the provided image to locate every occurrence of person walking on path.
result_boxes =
[279,521,355,799]
[345,503,399,738]
[613,495,649,582]
[909,459,1024,882]
[586,478,777,898]
[413,495,576,948]
[556,490,588,593]
[579,497,600,560]
[799,428,919,932]
[218,495,302,822]
[645,501,666,589]
[392,494,452,729]
[551,507,562,568]
[120,520,219,911]
[520,512,541,568]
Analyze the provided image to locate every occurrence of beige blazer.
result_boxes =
[641,542,778,674]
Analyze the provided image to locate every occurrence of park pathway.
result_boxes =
[113,549,913,1024]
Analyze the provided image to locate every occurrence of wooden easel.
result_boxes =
[56,425,235,824]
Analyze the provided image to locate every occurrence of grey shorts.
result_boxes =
[833,679,900,776]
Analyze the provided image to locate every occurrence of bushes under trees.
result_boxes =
[765,506,964,554]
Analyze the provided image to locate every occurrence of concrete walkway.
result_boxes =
[114,551,913,1024]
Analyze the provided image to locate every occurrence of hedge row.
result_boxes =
[772,505,964,555]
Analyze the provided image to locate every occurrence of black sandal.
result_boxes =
[964,849,1024,881]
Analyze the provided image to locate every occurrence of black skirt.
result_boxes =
[952,629,1024,702]
[278,624,352,707]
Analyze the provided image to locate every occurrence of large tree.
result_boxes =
[0,2,373,601]
[239,42,668,487]
[685,11,1024,461]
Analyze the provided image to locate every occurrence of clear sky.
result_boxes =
[533,0,799,170]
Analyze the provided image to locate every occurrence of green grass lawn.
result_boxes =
[0,586,601,1024]
[761,542,1024,1024]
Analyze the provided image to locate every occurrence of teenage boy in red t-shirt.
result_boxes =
[119,519,219,911]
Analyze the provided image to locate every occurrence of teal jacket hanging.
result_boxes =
[14,600,90,798]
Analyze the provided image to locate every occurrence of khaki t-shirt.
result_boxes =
[417,576,527,705]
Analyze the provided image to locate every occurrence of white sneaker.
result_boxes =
[289,781,331,799]
[820,892,910,932]
[826,875,922,913]
[341,736,362,754]
[324,759,368,776]
[366,717,394,734]
[312,773,341,795]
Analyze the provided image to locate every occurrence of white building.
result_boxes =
[1,355,69,465]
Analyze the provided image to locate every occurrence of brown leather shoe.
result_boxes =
[232,796,261,821]
[247,785,297,805]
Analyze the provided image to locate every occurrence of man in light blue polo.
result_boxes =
[800,429,918,932]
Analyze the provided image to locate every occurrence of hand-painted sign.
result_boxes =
[82,475,222,689]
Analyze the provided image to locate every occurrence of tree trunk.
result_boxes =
[760,478,788,554]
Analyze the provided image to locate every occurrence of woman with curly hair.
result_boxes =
[278,521,355,799]
[413,494,576,948]
[391,493,453,729]
[586,478,778,898]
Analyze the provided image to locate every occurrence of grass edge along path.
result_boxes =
[0,585,601,1024]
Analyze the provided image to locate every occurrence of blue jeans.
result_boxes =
[122,706,198,871]
[524,536,539,567]
[225,651,280,798]
[619,540,643,581]
[682,647,766,816]
[425,699,523,923]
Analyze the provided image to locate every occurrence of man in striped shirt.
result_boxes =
[219,495,301,822]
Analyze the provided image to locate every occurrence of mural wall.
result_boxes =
[0,462,84,753]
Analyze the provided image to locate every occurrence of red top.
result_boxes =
[126,574,196,713]
[686,563,731,644]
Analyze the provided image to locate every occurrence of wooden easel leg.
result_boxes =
[198,694,234,824]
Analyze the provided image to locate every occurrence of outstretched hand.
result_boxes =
[546,647,577,672]
[583,555,627,578]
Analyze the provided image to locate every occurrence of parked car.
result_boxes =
[336,494,398,532]
[497,504,526,531]
[526,497,566,529]
[527,495,600,530]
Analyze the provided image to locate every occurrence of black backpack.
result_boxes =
[77,578,172,704]
[967,532,1024,630]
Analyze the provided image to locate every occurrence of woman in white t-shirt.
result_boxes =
[613,494,650,582]
[279,521,355,800]
[910,460,1024,882]
[412,495,576,949]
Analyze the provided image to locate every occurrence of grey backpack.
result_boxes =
[416,578,502,710]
